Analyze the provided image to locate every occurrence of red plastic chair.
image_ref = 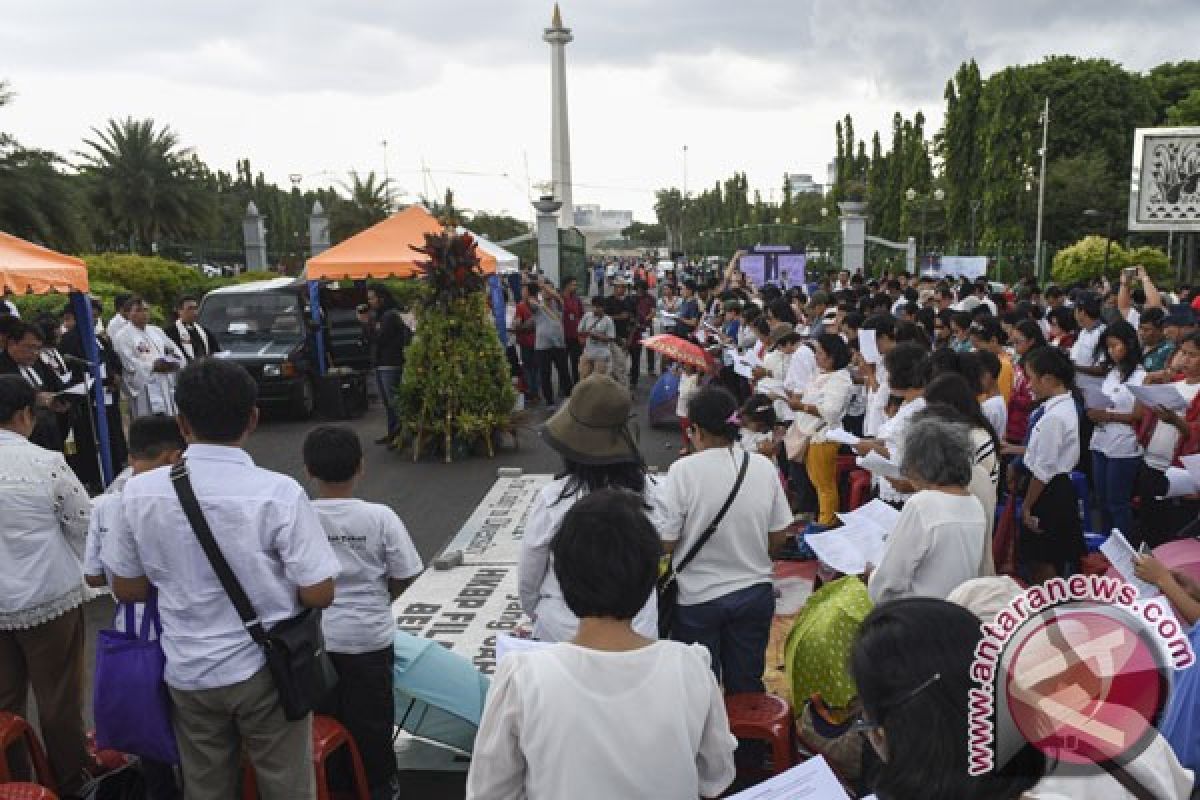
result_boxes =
[0,784,58,800]
[242,715,370,800]
[724,693,795,776]
[845,469,871,511]
[0,713,56,792]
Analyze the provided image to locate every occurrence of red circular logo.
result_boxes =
[1002,603,1169,767]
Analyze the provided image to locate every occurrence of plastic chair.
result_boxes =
[0,713,56,792]
[0,784,58,800]
[311,716,370,800]
[845,469,871,511]
[724,693,795,776]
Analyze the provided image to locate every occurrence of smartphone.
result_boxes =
[356,303,369,314]
[1122,267,1138,282]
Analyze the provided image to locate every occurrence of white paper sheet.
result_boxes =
[757,377,790,401]
[1080,385,1114,410]
[496,634,553,663]
[1099,530,1161,599]
[1075,372,1105,393]
[1127,384,1190,412]
[859,329,881,364]
[1162,467,1198,499]
[1180,453,1200,488]
[825,428,861,446]
[724,755,850,799]
[857,451,903,480]
[838,498,902,533]
[805,524,887,575]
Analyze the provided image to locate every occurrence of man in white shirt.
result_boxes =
[113,297,184,417]
[102,358,340,800]
[1070,292,1107,377]
[304,425,422,800]
[105,292,133,341]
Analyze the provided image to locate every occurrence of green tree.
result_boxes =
[1051,236,1170,284]
[621,221,665,246]
[1146,61,1200,122]
[979,67,1037,243]
[78,117,212,254]
[939,60,984,246]
[1167,88,1200,125]
[1041,151,1117,247]
[329,171,391,242]
[466,211,531,244]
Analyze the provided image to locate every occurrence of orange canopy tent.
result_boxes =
[0,231,113,485]
[305,205,497,281]
[0,230,89,294]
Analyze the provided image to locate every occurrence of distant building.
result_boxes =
[786,173,824,195]
[826,160,837,191]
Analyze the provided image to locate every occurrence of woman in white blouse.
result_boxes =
[868,416,986,604]
[786,333,854,525]
[1085,320,1145,540]
[1018,346,1085,583]
[469,490,736,800]
[0,375,94,794]
[853,342,931,508]
[518,375,661,642]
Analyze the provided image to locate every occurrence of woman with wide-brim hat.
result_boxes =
[517,375,663,641]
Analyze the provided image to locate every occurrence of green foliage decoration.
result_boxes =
[1051,235,1170,285]
[397,231,514,460]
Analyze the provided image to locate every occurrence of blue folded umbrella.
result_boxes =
[648,370,679,428]
[393,632,491,754]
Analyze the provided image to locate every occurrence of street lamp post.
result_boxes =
[906,187,945,266]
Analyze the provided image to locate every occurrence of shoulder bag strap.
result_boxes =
[169,461,269,646]
[1099,759,1158,800]
[672,451,750,575]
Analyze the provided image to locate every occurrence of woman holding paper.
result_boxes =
[1086,321,1145,539]
[867,416,986,604]
[1133,330,1200,544]
[853,342,930,509]
[786,333,854,525]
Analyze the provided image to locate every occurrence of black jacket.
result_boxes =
[367,309,412,368]
[164,320,221,362]
[0,350,65,450]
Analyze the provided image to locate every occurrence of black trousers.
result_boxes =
[1134,465,1200,548]
[318,647,396,797]
[566,339,582,385]
[536,347,573,404]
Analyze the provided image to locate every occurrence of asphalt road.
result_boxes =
[80,373,682,798]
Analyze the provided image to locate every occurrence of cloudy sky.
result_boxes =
[3,1,1197,224]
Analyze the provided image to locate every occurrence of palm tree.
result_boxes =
[330,171,392,242]
[78,117,210,253]
[0,80,13,107]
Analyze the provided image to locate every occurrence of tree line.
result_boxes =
[645,56,1200,266]
[0,83,531,270]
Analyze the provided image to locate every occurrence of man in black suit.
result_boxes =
[60,299,128,488]
[0,321,66,450]
[164,294,221,362]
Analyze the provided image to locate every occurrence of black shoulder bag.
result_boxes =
[657,451,750,638]
[170,461,337,720]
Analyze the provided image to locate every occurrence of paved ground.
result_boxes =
[80,374,682,799]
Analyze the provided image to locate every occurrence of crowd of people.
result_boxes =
[4,256,1200,799]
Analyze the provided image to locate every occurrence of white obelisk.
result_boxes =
[543,3,574,228]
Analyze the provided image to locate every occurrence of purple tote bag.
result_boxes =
[93,591,180,764]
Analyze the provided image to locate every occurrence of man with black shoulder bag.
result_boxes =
[103,358,340,800]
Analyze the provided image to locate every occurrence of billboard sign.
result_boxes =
[1128,127,1200,232]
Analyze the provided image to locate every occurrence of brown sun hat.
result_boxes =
[767,322,795,348]
[541,375,641,465]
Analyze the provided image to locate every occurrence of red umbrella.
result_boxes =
[641,334,715,372]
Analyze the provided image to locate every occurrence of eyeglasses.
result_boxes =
[847,672,942,737]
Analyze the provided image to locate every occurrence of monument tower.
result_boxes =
[543,3,574,227]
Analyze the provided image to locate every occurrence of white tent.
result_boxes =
[458,227,519,273]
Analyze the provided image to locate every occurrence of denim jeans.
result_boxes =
[375,366,404,435]
[1091,450,1140,538]
[671,582,775,694]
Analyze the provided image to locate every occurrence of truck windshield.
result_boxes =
[199,293,304,341]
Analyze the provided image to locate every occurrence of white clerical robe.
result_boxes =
[114,324,182,417]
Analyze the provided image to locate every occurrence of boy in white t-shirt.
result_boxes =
[83,414,186,800]
[303,426,424,800]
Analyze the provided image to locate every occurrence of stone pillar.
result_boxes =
[243,201,268,272]
[533,196,562,286]
[906,236,917,274]
[309,200,330,258]
[543,3,574,227]
[839,201,867,274]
